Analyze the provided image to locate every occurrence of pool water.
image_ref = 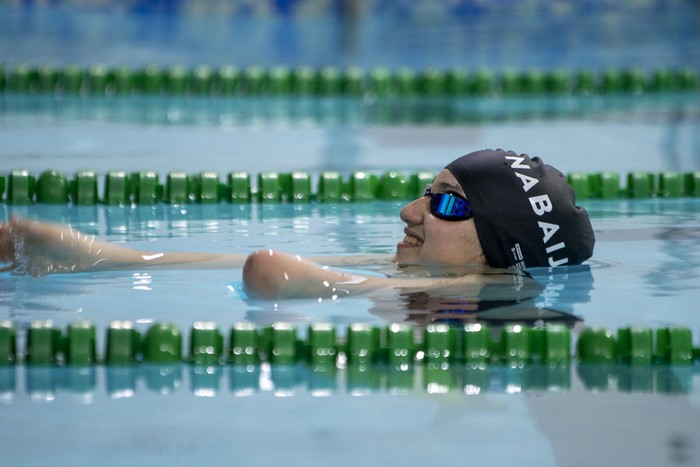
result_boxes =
[2,95,700,467]
[2,92,699,177]
[1,193,700,467]
[2,1,700,465]
[2,1,698,72]
[3,197,700,333]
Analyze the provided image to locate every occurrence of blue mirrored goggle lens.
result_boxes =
[429,192,473,221]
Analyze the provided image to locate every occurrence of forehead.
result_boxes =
[432,169,465,196]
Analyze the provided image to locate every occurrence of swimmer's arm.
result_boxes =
[242,250,540,300]
[0,217,246,275]
[90,247,248,271]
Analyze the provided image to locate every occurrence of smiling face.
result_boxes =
[394,169,487,266]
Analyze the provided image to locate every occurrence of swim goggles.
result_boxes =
[423,185,474,221]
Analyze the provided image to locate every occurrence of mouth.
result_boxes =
[398,230,423,248]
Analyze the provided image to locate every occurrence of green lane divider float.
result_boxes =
[1,321,698,398]
[1,64,698,96]
[2,169,700,205]
[0,320,698,368]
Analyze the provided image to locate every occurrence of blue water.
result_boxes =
[1,186,699,466]
[2,197,699,331]
[2,1,700,466]
[2,93,700,177]
[1,0,698,71]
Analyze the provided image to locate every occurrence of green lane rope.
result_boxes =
[2,169,700,206]
[1,320,698,367]
[1,321,697,398]
[1,64,698,97]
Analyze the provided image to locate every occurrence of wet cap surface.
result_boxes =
[445,149,595,269]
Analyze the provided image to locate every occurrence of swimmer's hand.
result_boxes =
[0,216,119,276]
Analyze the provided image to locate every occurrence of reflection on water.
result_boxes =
[367,266,592,328]
[240,265,594,329]
[0,362,695,403]
[2,94,699,128]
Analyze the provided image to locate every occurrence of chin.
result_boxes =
[393,251,415,265]
[394,254,420,268]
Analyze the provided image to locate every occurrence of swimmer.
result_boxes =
[0,149,594,301]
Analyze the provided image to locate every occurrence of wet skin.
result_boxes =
[394,168,486,267]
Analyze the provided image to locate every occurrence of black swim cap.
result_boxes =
[445,149,595,269]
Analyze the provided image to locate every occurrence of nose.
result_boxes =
[399,196,428,226]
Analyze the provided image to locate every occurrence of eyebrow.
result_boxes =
[433,180,464,193]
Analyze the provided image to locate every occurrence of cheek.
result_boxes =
[423,222,469,260]
[432,222,482,263]
[460,223,479,245]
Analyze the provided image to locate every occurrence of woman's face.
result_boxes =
[394,169,486,266]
